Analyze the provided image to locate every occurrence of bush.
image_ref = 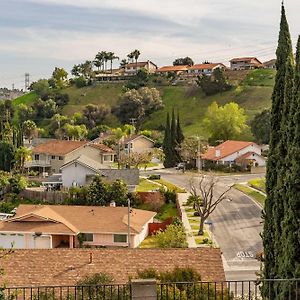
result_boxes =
[74,76,87,88]
[163,189,176,204]
[155,224,187,248]
[148,174,161,180]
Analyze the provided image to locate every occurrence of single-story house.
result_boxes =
[124,60,157,74]
[201,140,266,168]
[1,248,225,286]
[27,139,115,174]
[123,135,155,154]
[0,204,156,249]
[187,63,226,76]
[156,65,189,75]
[60,155,139,189]
[230,57,263,70]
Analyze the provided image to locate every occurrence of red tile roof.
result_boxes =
[157,65,188,72]
[1,248,225,286]
[234,151,263,164]
[202,140,257,161]
[188,63,226,71]
[88,143,115,153]
[32,140,87,155]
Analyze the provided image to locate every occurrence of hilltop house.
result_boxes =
[230,57,263,70]
[263,59,276,69]
[187,63,226,76]
[27,139,115,174]
[156,65,189,75]
[124,60,157,74]
[201,140,266,168]
[0,204,156,249]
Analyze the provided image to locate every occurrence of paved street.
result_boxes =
[143,169,265,280]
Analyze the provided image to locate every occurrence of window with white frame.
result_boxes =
[113,234,127,243]
[81,233,93,242]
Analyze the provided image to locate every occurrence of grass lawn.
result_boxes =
[248,178,266,193]
[234,184,266,206]
[136,178,161,192]
[155,203,177,221]
[139,235,158,248]
[12,92,38,107]
[242,69,276,87]
[154,179,186,193]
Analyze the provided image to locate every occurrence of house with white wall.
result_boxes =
[0,204,156,249]
[187,63,226,76]
[201,140,266,168]
[124,60,157,74]
[230,57,263,70]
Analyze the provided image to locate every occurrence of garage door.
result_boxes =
[34,235,51,249]
[0,233,25,249]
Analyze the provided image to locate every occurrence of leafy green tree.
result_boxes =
[30,79,51,99]
[250,110,270,144]
[263,4,296,298]
[23,120,37,142]
[63,124,87,140]
[173,57,194,66]
[87,176,109,206]
[203,102,248,142]
[52,67,68,89]
[176,113,184,144]
[33,98,57,119]
[14,146,32,174]
[17,104,34,123]
[155,224,188,248]
[87,124,110,140]
[82,104,111,129]
[0,142,15,171]
[107,180,128,206]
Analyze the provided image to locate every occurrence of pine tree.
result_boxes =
[263,4,294,296]
[170,108,180,165]
[176,113,184,144]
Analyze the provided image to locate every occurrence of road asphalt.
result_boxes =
[143,169,265,281]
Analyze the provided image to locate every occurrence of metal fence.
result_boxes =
[2,279,299,300]
[157,279,300,300]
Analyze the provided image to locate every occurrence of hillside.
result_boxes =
[12,69,275,138]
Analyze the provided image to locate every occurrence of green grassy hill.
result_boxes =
[13,69,275,138]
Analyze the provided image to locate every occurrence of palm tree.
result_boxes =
[127,52,134,63]
[132,49,141,72]
[106,52,119,73]
[120,59,128,69]
[15,146,32,174]
[94,52,104,72]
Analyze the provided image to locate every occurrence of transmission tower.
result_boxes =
[25,73,30,90]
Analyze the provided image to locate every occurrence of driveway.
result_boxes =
[143,169,264,281]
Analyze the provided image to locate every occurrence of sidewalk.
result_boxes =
[177,193,197,248]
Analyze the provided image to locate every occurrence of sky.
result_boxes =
[0,0,300,89]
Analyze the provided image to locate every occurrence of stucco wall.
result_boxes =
[61,163,96,187]
[130,138,154,153]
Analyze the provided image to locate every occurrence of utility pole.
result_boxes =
[127,198,131,248]
[25,73,30,91]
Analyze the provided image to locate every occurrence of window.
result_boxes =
[59,156,63,161]
[113,234,127,243]
[34,154,40,161]
[81,233,93,242]
[51,155,56,160]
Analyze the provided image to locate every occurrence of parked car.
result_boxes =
[175,162,186,170]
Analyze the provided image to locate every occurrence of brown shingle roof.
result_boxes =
[88,143,115,153]
[3,204,156,235]
[230,57,262,65]
[1,248,225,286]
[202,140,257,161]
[157,65,188,72]
[32,140,87,155]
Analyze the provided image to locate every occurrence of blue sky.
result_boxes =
[1,0,300,89]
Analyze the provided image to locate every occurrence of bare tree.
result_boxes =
[188,175,232,235]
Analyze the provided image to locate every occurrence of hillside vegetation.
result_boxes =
[13,69,275,138]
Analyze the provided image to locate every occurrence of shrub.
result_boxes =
[148,174,161,180]
[163,189,176,204]
[155,224,187,248]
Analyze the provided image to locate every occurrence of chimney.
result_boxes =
[215,149,221,157]
[110,201,116,207]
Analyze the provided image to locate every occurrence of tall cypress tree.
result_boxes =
[263,3,294,296]
[176,113,184,145]
[163,112,173,167]
[170,108,181,165]
[278,36,300,299]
